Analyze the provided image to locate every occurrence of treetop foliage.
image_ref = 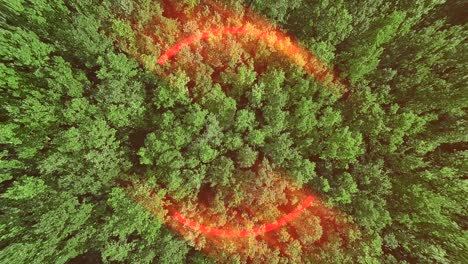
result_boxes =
[1,0,466,263]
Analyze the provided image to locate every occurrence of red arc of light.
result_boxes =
[157,26,345,90]
[158,27,296,65]
[158,26,326,237]
[173,195,314,237]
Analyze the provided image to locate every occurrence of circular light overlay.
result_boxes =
[173,196,314,237]
[159,27,326,237]
[158,27,299,65]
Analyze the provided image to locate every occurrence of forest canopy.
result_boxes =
[1,0,467,263]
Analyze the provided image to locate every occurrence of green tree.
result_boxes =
[338,11,406,83]
[236,145,258,168]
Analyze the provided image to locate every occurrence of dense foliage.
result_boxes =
[1,0,466,263]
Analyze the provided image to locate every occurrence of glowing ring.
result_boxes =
[159,27,321,237]
[174,196,314,237]
[158,27,302,65]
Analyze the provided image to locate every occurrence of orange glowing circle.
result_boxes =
[173,195,314,237]
[158,27,300,65]
[158,27,336,237]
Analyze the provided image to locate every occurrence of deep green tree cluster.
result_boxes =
[1,0,466,263]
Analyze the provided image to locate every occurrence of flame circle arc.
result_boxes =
[172,195,314,237]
